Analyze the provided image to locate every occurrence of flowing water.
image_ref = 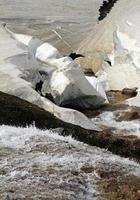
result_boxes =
[0,1,140,199]
[92,111,140,137]
[0,125,140,200]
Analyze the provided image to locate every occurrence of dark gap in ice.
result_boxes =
[35,80,43,94]
[98,0,119,21]
[69,52,85,60]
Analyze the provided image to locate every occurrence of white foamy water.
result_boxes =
[0,125,139,199]
[92,111,140,137]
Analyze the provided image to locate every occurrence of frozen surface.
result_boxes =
[3,24,107,109]
[41,56,106,108]
[78,0,140,90]
[0,0,103,53]
[85,76,108,102]
[0,24,102,131]
[98,27,140,90]
[0,125,139,199]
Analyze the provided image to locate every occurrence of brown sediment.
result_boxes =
[114,109,140,121]
[83,90,136,117]
[107,90,137,104]
[98,171,140,200]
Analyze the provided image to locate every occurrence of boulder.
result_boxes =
[3,24,107,109]
[0,24,102,131]
[122,87,137,97]
[42,57,106,109]
[0,90,98,134]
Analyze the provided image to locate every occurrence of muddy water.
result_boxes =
[0,0,103,53]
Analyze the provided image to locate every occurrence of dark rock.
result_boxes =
[107,90,133,104]
[98,0,118,21]
[63,127,140,161]
[0,91,95,134]
[80,165,94,173]
[114,110,140,121]
[122,87,138,97]
[0,91,140,161]
[35,80,43,94]
[84,71,97,77]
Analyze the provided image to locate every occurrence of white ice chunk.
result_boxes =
[0,23,101,131]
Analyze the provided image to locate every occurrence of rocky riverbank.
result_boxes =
[0,91,93,134]
[1,90,140,161]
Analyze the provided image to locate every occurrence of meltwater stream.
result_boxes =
[92,111,140,137]
[0,125,139,200]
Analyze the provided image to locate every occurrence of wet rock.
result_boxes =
[0,91,140,161]
[80,165,94,174]
[80,91,140,160]
[71,171,79,176]
[122,87,138,98]
[63,127,140,161]
[0,91,100,135]
[106,90,132,104]
[98,174,140,200]
[35,80,43,94]
[84,70,97,77]
[125,95,140,108]
[114,109,140,121]
[82,90,131,118]
[83,90,138,118]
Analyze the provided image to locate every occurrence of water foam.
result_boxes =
[92,111,140,136]
[0,125,139,199]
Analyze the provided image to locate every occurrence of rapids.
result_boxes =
[0,125,139,199]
